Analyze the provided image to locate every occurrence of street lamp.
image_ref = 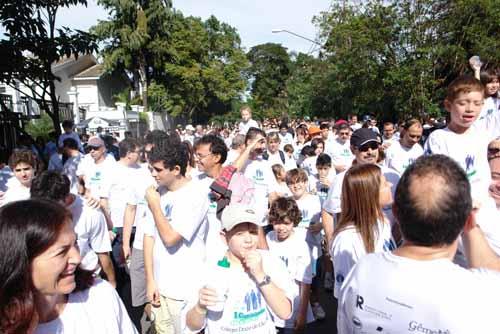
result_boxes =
[272,29,322,47]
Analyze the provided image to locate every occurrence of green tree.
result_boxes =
[0,0,97,135]
[93,0,174,112]
[247,43,292,119]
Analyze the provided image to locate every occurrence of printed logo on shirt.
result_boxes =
[231,289,266,325]
[299,209,311,228]
[342,149,351,157]
[279,255,289,267]
[465,154,477,179]
[352,316,363,329]
[90,171,101,184]
[163,203,173,219]
[356,295,364,309]
[336,273,345,284]
[383,239,396,251]
[254,169,264,182]
[408,321,450,334]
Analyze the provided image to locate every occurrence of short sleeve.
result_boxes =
[323,172,344,214]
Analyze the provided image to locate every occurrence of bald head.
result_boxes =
[394,155,472,247]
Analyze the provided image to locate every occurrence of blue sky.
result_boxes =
[53,0,331,54]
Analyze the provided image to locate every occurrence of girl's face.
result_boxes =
[379,175,393,207]
[315,143,324,155]
[31,220,81,298]
[486,78,499,97]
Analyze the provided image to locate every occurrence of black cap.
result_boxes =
[350,128,379,148]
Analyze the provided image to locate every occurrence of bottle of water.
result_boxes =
[206,257,231,312]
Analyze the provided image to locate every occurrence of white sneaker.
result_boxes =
[311,302,326,320]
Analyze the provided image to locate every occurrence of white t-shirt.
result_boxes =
[337,252,500,333]
[63,153,83,195]
[323,165,400,216]
[196,173,227,264]
[384,140,424,175]
[224,149,240,166]
[238,119,259,135]
[266,231,314,328]
[106,163,141,228]
[0,181,30,206]
[295,194,322,261]
[184,250,298,334]
[424,127,491,203]
[308,170,336,208]
[331,219,396,298]
[279,132,294,150]
[76,154,116,199]
[144,180,209,300]
[241,157,278,224]
[68,195,111,272]
[275,182,292,198]
[35,279,138,334]
[131,164,156,251]
[476,202,500,256]
[266,151,285,167]
[473,96,500,141]
[301,156,317,176]
[328,139,354,172]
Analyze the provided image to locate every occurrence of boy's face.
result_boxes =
[317,165,331,179]
[287,180,307,199]
[280,127,287,135]
[445,90,484,130]
[272,218,295,241]
[267,139,280,153]
[14,162,34,187]
[241,110,251,122]
[150,161,179,188]
[224,223,259,259]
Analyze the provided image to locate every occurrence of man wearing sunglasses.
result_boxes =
[322,128,400,246]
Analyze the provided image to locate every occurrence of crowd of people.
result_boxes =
[0,71,499,334]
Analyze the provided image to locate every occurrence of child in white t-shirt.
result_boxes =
[272,164,292,198]
[1,150,37,206]
[267,197,314,333]
[308,153,336,207]
[184,204,297,334]
[285,168,325,320]
[424,75,492,204]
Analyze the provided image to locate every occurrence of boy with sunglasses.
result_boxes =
[321,128,400,246]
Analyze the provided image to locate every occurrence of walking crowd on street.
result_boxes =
[0,70,499,334]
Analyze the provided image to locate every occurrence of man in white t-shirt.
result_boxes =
[238,106,259,135]
[238,127,278,224]
[384,119,424,175]
[381,121,397,148]
[143,142,209,334]
[30,171,115,288]
[322,128,400,245]
[62,138,84,195]
[338,154,500,333]
[328,123,354,174]
[348,114,362,131]
[76,136,116,230]
[278,123,294,150]
[193,134,229,263]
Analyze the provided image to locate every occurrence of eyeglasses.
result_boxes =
[195,152,213,160]
[358,142,379,152]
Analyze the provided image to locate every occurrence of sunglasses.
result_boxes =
[88,145,102,151]
[488,147,500,156]
[358,141,379,152]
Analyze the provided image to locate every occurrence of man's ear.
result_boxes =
[172,165,182,175]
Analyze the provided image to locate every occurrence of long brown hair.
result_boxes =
[0,199,94,334]
[332,164,384,253]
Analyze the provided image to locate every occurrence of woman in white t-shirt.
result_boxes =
[0,199,137,334]
[330,164,397,298]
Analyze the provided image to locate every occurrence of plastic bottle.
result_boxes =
[206,257,231,312]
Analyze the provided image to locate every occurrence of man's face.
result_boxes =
[321,128,329,140]
[241,110,251,122]
[354,141,379,164]
[337,128,350,144]
[13,162,34,187]
[445,91,484,131]
[150,161,178,188]
[267,139,280,154]
[280,127,288,135]
[287,180,307,199]
[195,143,217,175]
[489,157,500,207]
[89,145,105,162]
[350,116,358,124]
[248,136,266,157]
[224,223,259,259]
[370,119,377,127]
[272,218,295,241]
[401,125,423,148]
[383,124,395,139]
[196,125,203,134]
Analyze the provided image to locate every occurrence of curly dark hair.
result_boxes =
[268,197,302,227]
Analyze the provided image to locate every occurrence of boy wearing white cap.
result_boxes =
[184,204,297,334]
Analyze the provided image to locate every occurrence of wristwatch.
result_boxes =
[257,275,271,287]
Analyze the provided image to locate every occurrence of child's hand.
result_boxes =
[242,250,265,281]
[197,286,218,309]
